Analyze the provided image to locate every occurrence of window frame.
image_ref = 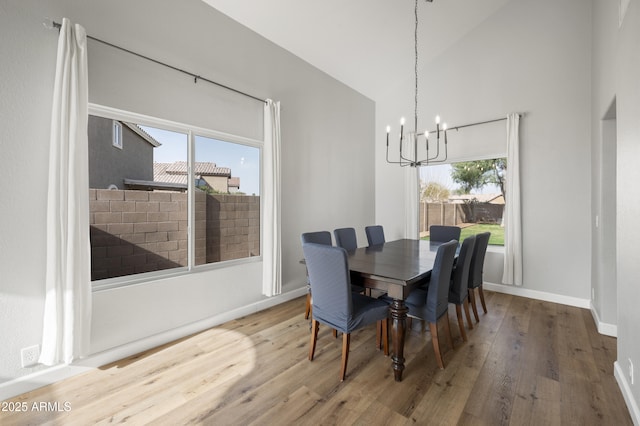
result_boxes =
[89,104,264,292]
[112,120,123,149]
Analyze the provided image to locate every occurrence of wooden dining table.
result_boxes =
[346,238,446,382]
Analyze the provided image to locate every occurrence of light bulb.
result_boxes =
[443,123,448,131]
[386,125,391,133]
[400,117,405,125]
[435,115,440,124]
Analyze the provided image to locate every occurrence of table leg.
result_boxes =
[389,298,408,381]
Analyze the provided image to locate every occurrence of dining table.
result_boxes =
[346,238,447,382]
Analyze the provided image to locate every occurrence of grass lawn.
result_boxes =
[422,223,504,246]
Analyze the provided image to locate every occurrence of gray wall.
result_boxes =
[0,0,375,386]
[376,0,592,301]
[590,0,619,332]
[611,0,640,416]
[88,115,154,189]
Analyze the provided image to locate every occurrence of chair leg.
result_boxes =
[376,321,382,350]
[333,329,338,338]
[479,284,488,314]
[340,333,351,381]
[463,298,473,330]
[429,322,445,369]
[455,304,467,342]
[469,288,480,323]
[309,319,319,361]
[443,313,454,351]
[304,292,311,319]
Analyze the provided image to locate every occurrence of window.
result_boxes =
[88,108,261,286]
[419,157,506,246]
[112,120,123,149]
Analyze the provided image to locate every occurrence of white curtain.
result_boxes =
[502,113,523,286]
[262,99,282,296]
[404,165,419,239]
[40,18,91,365]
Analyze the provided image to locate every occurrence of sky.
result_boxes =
[141,124,500,198]
[141,126,261,195]
[420,163,501,195]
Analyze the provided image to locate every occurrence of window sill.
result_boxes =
[92,255,262,292]
[486,245,505,254]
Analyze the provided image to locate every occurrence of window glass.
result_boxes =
[112,121,123,149]
[419,158,506,246]
[194,135,260,264]
[88,112,261,283]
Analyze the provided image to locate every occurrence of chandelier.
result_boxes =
[386,0,448,168]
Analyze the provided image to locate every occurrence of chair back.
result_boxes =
[468,232,490,289]
[365,225,385,246]
[302,242,353,330]
[334,227,358,251]
[429,225,461,243]
[449,235,476,304]
[301,231,332,246]
[425,240,458,322]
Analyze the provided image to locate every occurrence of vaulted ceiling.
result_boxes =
[203,0,511,100]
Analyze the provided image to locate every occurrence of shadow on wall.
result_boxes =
[90,227,182,281]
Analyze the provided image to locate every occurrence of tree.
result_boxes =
[450,161,489,193]
[487,158,507,198]
[450,158,507,198]
[422,181,450,202]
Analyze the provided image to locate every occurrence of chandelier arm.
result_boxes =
[386,140,411,165]
[425,140,448,163]
[386,149,407,165]
[399,136,412,164]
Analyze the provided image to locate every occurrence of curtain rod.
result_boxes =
[425,113,523,135]
[48,20,267,104]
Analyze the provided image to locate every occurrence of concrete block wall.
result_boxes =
[89,189,259,280]
[204,194,260,263]
[89,189,206,280]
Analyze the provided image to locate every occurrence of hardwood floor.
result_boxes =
[1,291,632,425]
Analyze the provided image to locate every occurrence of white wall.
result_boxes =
[0,0,375,388]
[590,0,619,332]
[376,0,592,300]
[613,0,640,419]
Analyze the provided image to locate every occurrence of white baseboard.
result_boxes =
[590,301,618,337]
[484,282,618,337]
[484,282,591,309]
[615,361,640,425]
[0,286,308,401]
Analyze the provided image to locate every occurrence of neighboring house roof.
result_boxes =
[152,162,239,190]
[122,122,161,147]
[163,161,231,177]
[228,177,240,189]
[449,193,505,205]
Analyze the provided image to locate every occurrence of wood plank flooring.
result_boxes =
[0,291,632,425]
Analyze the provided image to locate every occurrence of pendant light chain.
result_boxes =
[414,0,419,136]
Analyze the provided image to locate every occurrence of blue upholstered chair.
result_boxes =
[301,231,332,246]
[468,232,491,322]
[303,242,389,381]
[448,235,476,342]
[301,231,332,319]
[429,225,461,243]
[334,227,358,251]
[404,240,458,369]
[333,227,367,294]
[365,225,385,246]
